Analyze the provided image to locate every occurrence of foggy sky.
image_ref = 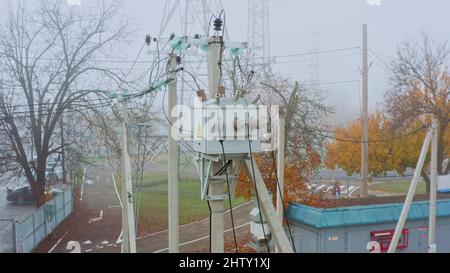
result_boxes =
[122,0,450,124]
[2,0,449,125]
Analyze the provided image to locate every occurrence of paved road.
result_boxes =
[46,167,122,253]
[136,202,252,253]
[43,166,253,253]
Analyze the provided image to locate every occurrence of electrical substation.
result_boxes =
[117,7,448,254]
[163,14,293,254]
[4,0,448,258]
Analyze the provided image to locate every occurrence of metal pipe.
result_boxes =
[275,118,285,253]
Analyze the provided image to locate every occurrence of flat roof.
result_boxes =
[286,195,450,229]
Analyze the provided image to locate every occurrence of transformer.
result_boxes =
[192,96,265,155]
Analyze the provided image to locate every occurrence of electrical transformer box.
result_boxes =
[192,97,265,155]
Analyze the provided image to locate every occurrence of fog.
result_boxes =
[2,0,449,124]
[102,0,450,125]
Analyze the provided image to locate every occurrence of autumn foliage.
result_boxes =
[326,111,449,191]
[235,149,329,208]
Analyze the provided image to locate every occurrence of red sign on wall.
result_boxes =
[370,229,409,252]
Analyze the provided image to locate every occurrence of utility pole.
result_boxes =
[428,118,438,253]
[121,95,137,253]
[275,117,285,253]
[361,23,369,198]
[191,17,293,253]
[60,114,66,185]
[208,33,225,253]
[168,55,180,253]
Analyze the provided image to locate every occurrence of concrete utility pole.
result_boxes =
[158,0,225,102]
[428,118,438,253]
[388,125,434,253]
[361,23,369,198]
[207,34,226,253]
[168,55,180,253]
[275,117,285,253]
[121,95,137,253]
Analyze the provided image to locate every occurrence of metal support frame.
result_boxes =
[275,117,285,253]
[428,119,438,252]
[388,123,436,253]
[196,154,243,200]
[245,158,294,253]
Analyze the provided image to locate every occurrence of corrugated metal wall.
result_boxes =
[291,218,450,253]
[14,188,73,253]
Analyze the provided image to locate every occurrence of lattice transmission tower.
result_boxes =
[159,0,225,38]
[309,31,320,85]
[247,0,270,66]
[158,0,225,105]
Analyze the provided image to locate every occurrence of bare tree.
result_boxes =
[0,0,131,206]
[385,33,449,191]
[260,78,330,163]
[222,49,329,165]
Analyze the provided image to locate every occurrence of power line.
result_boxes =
[246,125,270,253]
[0,96,111,110]
[310,123,430,143]
[274,53,361,65]
[368,48,391,74]
[12,46,361,65]
[0,101,113,122]
[272,46,360,59]
[219,140,239,253]
[369,48,390,67]
[302,80,360,86]
[288,70,360,76]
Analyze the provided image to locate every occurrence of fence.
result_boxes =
[14,188,73,253]
[0,219,16,253]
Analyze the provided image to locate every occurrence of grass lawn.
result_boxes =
[135,187,247,234]
[153,153,193,166]
[369,180,427,194]
[137,171,197,188]
[115,172,247,234]
[138,172,168,187]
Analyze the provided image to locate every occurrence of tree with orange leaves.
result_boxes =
[326,112,448,192]
[386,34,449,183]
[326,112,393,177]
[236,150,326,208]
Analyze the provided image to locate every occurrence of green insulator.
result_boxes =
[170,36,188,53]
[229,47,244,57]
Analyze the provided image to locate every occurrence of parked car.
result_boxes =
[6,185,61,205]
